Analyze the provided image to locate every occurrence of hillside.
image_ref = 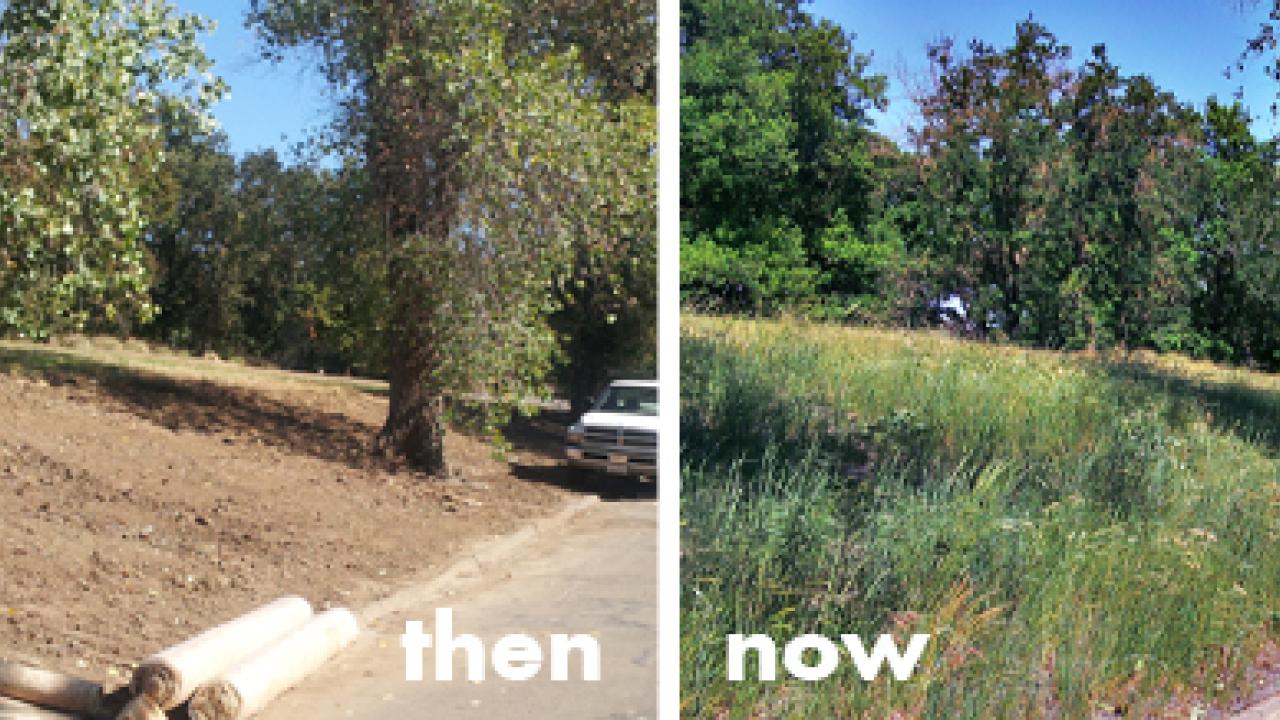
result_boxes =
[681,315,1280,719]
[0,337,578,685]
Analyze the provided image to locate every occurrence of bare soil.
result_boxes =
[0,340,604,687]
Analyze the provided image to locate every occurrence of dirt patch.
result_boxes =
[0,352,575,686]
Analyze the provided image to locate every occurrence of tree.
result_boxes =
[143,99,391,373]
[551,101,656,413]
[680,0,888,312]
[507,0,657,413]
[250,0,648,471]
[1187,100,1280,367]
[911,20,1073,340]
[506,0,655,102]
[1061,46,1200,349]
[679,8,1280,374]
[0,0,224,338]
[907,25,1203,350]
[143,105,241,353]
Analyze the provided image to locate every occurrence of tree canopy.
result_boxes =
[0,0,224,337]
[249,0,655,469]
[680,0,895,314]
[682,1,1280,371]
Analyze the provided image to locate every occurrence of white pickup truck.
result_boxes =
[564,379,658,478]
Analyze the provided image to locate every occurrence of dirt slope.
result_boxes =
[0,341,573,686]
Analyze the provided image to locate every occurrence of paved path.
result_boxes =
[257,499,657,720]
[1234,693,1280,719]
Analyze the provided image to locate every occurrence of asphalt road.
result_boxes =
[256,496,657,720]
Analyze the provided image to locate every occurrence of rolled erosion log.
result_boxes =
[187,609,359,720]
[0,662,109,719]
[111,695,165,720]
[131,596,313,710]
[0,695,84,720]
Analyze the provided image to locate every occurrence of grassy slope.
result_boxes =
[681,315,1280,719]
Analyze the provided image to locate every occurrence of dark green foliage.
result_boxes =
[910,21,1075,342]
[679,0,894,312]
[682,4,1280,371]
[140,107,387,374]
[1185,100,1280,369]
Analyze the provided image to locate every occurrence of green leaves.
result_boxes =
[251,0,654,450]
[681,7,1280,375]
[680,0,888,311]
[0,0,224,337]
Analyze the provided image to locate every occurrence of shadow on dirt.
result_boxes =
[511,463,658,501]
[502,410,658,502]
[0,344,661,500]
[0,344,388,471]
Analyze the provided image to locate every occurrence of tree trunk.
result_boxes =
[378,328,446,473]
[366,0,451,475]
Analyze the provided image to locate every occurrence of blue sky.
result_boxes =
[183,1,1280,155]
[810,0,1280,142]
[177,1,331,159]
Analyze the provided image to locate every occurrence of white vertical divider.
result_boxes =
[657,0,681,716]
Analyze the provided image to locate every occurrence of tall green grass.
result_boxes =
[681,315,1280,718]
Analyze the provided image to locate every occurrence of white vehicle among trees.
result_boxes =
[564,380,658,478]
